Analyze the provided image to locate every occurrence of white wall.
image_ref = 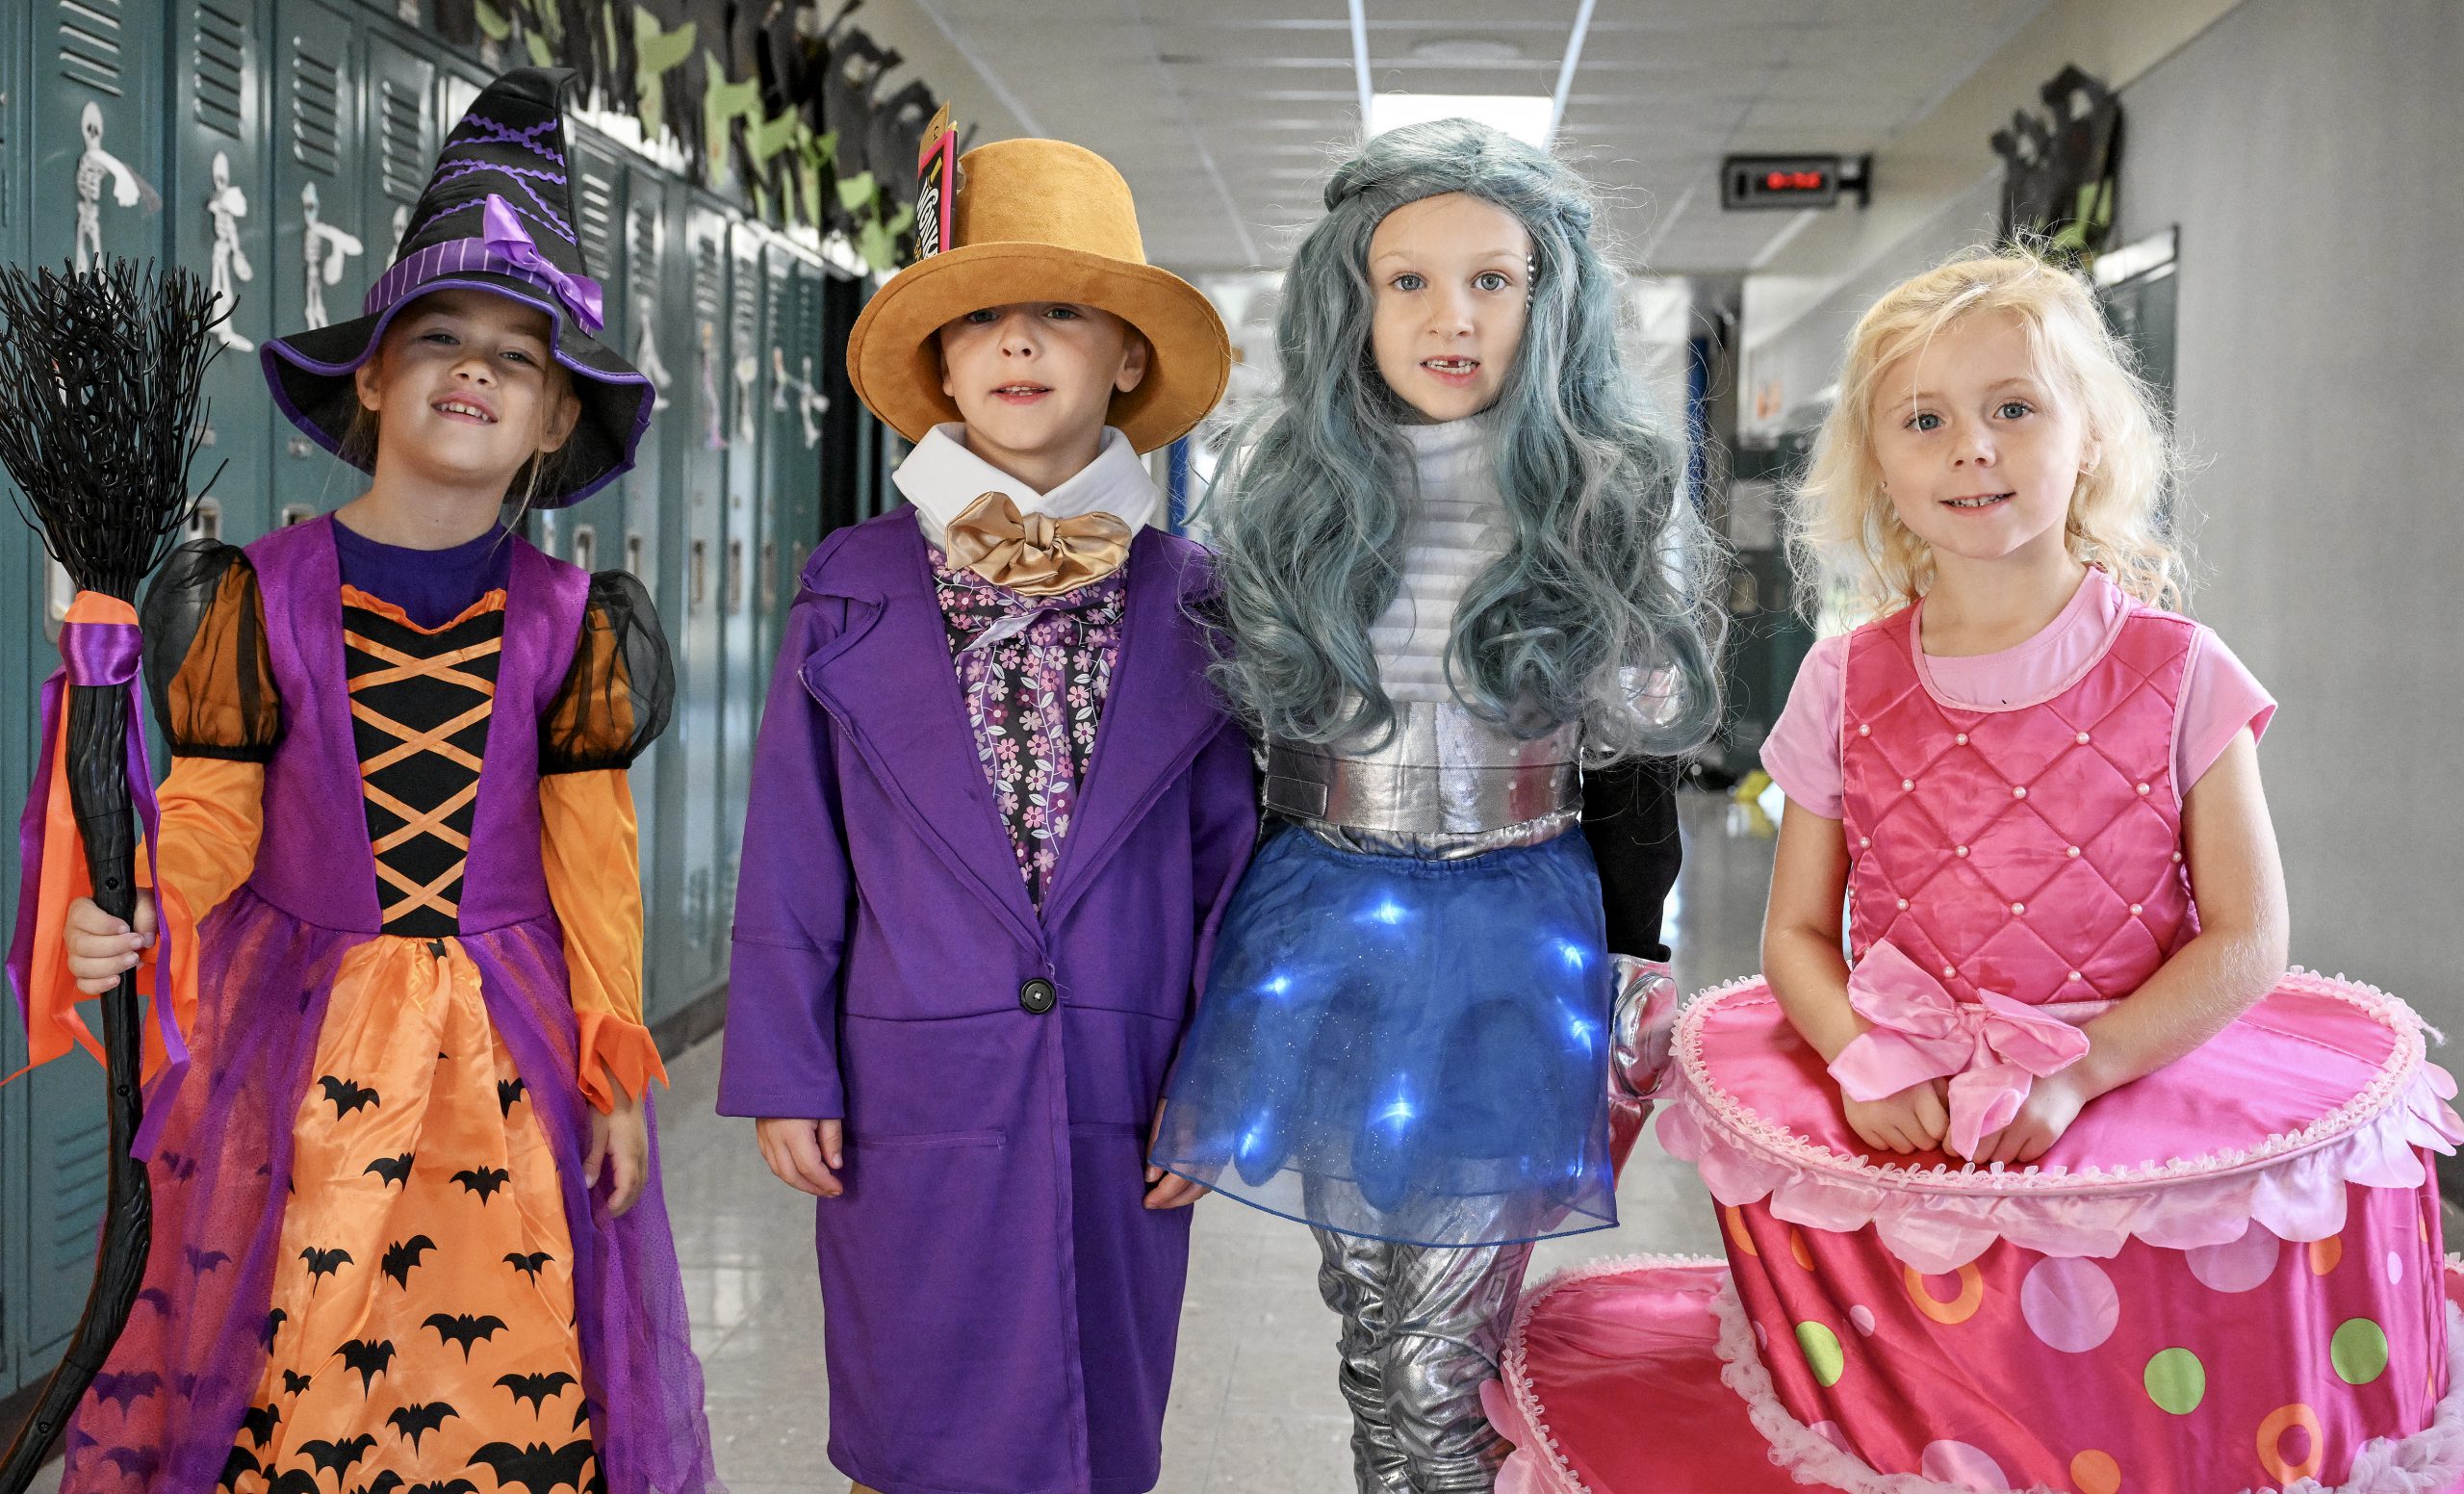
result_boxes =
[2111,0,2464,1021]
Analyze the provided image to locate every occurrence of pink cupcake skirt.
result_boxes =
[1499,971,2464,1494]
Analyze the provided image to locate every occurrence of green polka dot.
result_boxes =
[2143,1347,2206,1414]
[1796,1322,1845,1387]
[2333,1318,2391,1385]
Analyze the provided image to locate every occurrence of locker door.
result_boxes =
[363,32,436,266]
[175,0,275,543]
[629,169,691,1021]
[33,0,167,273]
[666,199,730,1006]
[717,221,766,939]
[757,245,799,695]
[10,0,169,1394]
[0,0,43,1406]
[270,0,368,510]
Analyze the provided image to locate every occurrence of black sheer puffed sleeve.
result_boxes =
[540,569,674,773]
[1582,755,1682,962]
[141,539,281,760]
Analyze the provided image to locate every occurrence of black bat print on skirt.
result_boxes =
[504,1250,553,1282]
[388,1402,458,1453]
[320,1075,381,1120]
[496,1371,577,1413]
[239,1401,281,1449]
[424,1312,509,1359]
[382,1234,439,1288]
[365,1151,416,1187]
[467,1439,597,1494]
[339,1337,397,1392]
[299,1432,378,1479]
[451,1165,511,1202]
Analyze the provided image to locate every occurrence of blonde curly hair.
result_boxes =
[1789,248,2186,624]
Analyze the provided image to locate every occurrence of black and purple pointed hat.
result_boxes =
[260,66,650,506]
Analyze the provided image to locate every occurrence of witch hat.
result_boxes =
[260,66,651,505]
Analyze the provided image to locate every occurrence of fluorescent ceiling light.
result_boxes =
[1366,93,1553,148]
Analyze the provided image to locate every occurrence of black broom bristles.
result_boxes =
[0,260,225,601]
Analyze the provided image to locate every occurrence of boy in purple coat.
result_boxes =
[718,132,1255,1494]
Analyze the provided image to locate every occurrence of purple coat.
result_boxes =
[719,510,1258,1494]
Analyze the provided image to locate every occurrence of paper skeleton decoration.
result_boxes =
[299,181,365,330]
[699,321,728,451]
[205,152,255,351]
[771,347,829,449]
[74,102,144,273]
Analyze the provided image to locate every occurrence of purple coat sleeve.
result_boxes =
[719,589,855,1119]
[1184,720,1259,1016]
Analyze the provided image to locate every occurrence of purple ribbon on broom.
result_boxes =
[5,605,190,1158]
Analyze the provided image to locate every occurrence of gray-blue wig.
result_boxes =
[1204,118,1723,759]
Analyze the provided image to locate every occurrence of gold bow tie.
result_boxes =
[943,491,1132,597]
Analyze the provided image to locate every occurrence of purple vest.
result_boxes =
[244,516,590,934]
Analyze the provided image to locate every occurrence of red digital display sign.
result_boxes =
[1722,155,1870,212]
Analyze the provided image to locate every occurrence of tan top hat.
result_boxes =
[847,138,1231,454]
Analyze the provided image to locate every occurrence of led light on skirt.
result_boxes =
[1154,826,1617,1247]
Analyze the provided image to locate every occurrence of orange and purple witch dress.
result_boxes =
[23,514,716,1494]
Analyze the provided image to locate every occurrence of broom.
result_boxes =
[0,260,222,1491]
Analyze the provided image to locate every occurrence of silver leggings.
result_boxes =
[1310,1225,1538,1494]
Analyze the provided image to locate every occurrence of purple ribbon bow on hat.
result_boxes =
[481,193,603,336]
[1827,940,2091,1158]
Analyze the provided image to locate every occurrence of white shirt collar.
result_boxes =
[892,424,1161,546]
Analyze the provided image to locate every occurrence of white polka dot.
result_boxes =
[2021,1258,2119,1352]
[1754,1323,1767,1351]
[2388,1250,2406,1286]
[1849,1304,1877,1336]
[2188,1224,2283,1293]
[1919,1440,2012,1491]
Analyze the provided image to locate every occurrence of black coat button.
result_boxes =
[1018,977,1057,1015]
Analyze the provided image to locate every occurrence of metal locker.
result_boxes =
[629,168,695,1023]
[363,31,437,267]
[7,0,170,1400]
[0,0,40,1406]
[761,245,827,676]
[661,197,730,1010]
[716,220,766,940]
[175,0,277,544]
[270,0,371,508]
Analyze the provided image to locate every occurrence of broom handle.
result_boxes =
[0,682,154,1493]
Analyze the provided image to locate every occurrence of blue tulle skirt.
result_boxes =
[1153,824,1617,1247]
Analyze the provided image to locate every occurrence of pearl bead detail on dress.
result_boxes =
[2129,904,2143,916]
[1955,733,1969,746]
[2068,970,2083,982]
[1902,779,1914,791]
[2136,783,2151,796]
[1896,899,1909,911]
[2013,786,2028,799]
[2066,846,2081,858]
[1858,724,1871,736]
[2011,902,2025,914]
[1955,845,1969,858]
[2076,732,2091,745]
[1943,966,1956,979]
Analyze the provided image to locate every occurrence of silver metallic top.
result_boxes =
[1265,416,1583,858]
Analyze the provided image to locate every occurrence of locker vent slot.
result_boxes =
[627,201,660,308]
[290,43,343,175]
[193,0,247,138]
[60,0,125,96]
[377,76,424,203]
[692,232,723,323]
[48,1114,109,1274]
[578,167,618,277]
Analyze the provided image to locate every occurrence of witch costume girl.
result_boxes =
[717,139,1256,1494]
[16,68,716,1494]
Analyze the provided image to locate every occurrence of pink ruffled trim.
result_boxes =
[1494,1253,1732,1494]
[1660,969,2464,1274]
[1709,1270,2464,1494]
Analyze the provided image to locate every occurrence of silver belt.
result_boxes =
[1261,704,1583,840]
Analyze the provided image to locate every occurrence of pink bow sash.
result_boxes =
[481,193,605,335]
[1828,940,2091,1158]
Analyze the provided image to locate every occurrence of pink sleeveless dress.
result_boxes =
[1493,593,2464,1494]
